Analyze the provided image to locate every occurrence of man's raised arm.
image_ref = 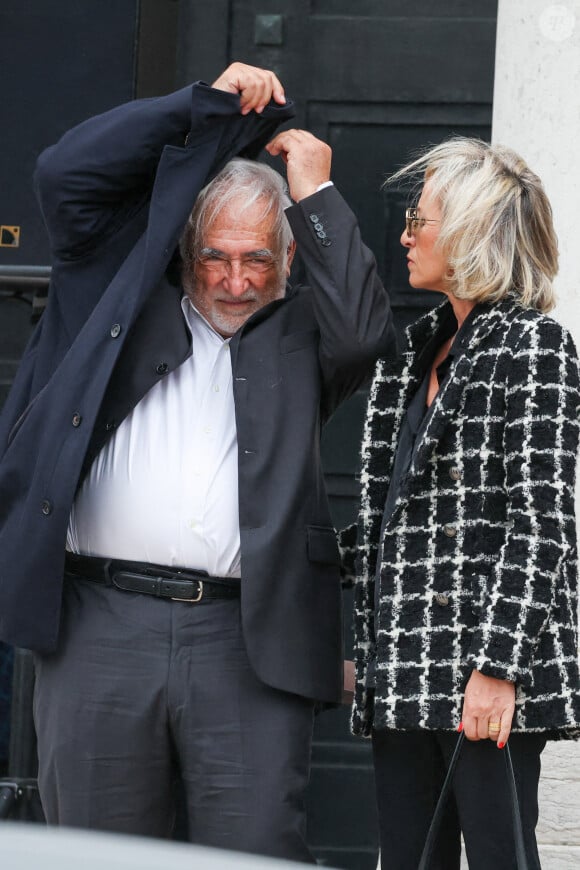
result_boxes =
[35,64,288,258]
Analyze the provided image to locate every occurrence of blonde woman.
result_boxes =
[342,138,580,869]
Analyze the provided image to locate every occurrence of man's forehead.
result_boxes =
[204,195,276,237]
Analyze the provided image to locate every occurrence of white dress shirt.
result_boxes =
[67,297,241,577]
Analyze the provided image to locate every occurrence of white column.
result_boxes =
[493,5,580,868]
[493,0,580,340]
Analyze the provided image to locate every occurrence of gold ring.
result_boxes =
[488,722,501,732]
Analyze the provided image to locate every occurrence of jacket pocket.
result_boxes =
[280,329,318,354]
[306,525,340,565]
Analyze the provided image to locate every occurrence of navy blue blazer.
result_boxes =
[0,82,394,703]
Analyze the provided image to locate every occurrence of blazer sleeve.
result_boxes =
[33,83,248,259]
[285,185,396,419]
[466,316,580,686]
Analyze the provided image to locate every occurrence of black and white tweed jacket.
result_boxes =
[342,298,580,738]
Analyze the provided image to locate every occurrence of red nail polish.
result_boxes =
[498,741,505,749]
[457,722,464,733]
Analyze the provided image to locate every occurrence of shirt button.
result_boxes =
[449,466,461,481]
[71,413,82,427]
[156,362,168,375]
[309,213,319,223]
[110,323,122,338]
[443,524,457,538]
[41,499,53,516]
[435,593,450,606]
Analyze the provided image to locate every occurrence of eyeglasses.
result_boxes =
[195,252,278,275]
[405,207,440,237]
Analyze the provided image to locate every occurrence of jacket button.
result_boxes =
[309,213,319,223]
[72,413,82,427]
[443,523,457,537]
[435,593,449,606]
[449,466,461,481]
[41,499,53,516]
[321,239,332,247]
[105,421,116,431]
[110,323,122,338]
[156,362,169,375]
[314,222,323,231]
[316,230,327,239]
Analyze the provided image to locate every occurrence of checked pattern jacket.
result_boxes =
[342,298,580,738]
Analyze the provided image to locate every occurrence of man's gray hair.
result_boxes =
[180,158,294,269]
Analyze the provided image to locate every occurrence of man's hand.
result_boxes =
[212,62,286,115]
[461,669,515,748]
[342,659,355,705]
[266,130,332,202]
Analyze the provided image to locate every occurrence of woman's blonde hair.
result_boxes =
[387,137,558,312]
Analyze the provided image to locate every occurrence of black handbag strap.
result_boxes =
[417,732,529,870]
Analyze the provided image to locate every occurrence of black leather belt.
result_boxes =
[64,553,240,602]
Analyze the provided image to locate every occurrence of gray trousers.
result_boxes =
[33,577,315,862]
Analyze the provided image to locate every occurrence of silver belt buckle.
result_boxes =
[171,579,203,603]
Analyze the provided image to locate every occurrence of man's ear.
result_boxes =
[285,240,297,276]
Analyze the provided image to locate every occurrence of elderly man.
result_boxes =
[0,64,393,859]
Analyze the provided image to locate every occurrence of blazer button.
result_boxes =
[443,523,457,537]
[156,362,169,375]
[449,466,461,481]
[72,413,82,427]
[309,213,319,223]
[104,421,116,431]
[435,593,450,606]
[316,230,327,239]
[314,222,324,231]
[41,499,53,516]
[321,239,332,247]
[110,323,122,338]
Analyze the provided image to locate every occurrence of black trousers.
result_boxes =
[372,728,546,870]
[33,578,315,862]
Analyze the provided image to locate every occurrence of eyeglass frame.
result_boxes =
[405,207,440,238]
[194,248,279,275]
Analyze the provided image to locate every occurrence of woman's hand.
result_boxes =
[461,669,515,747]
